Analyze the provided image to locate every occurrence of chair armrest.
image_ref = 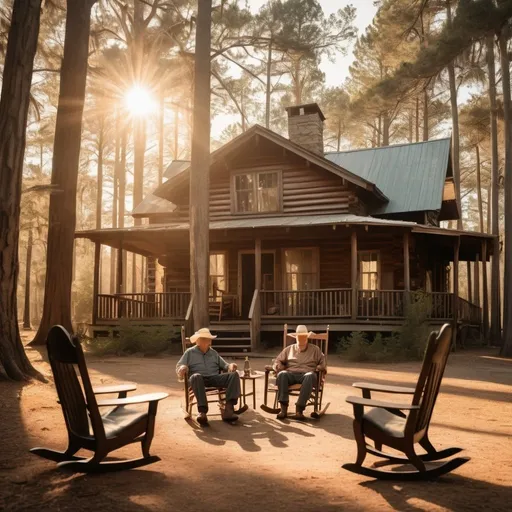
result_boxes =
[352,382,415,395]
[93,384,137,395]
[346,395,419,410]
[264,365,274,372]
[97,392,169,407]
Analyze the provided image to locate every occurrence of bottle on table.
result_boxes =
[244,356,251,377]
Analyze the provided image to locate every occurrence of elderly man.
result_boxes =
[177,327,241,425]
[273,325,326,420]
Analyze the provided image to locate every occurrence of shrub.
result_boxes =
[84,321,180,356]
[338,291,432,362]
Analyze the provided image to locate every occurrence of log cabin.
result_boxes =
[76,103,493,353]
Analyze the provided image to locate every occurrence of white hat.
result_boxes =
[190,327,217,344]
[289,325,313,338]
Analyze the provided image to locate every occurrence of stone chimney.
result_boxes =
[285,103,326,156]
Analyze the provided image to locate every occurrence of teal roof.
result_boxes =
[325,138,452,215]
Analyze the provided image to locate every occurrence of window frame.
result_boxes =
[358,250,381,290]
[231,169,282,215]
[282,247,320,291]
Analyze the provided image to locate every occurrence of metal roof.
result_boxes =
[131,193,176,217]
[325,138,452,215]
[77,213,417,239]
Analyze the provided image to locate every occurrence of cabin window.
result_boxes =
[233,171,280,213]
[284,248,319,290]
[209,252,227,297]
[359,251,380,290]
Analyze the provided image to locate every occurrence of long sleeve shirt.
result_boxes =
[176,346,229,377]
[274,343,326,374]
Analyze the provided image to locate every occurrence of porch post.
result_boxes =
[351,230,358,320]
[92,242,101,325]
[116,237,123,294]
[467,262,472,303]
[474,253,480,307]
[452,237,460,349]
[403,232,411,310]
[481,240,489,341]
[255,238,262,290]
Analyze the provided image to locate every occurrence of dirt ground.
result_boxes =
[1,336,511,512]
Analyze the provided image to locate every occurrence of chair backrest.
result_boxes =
[283,323,329,360]
[181,325,192,353]
[46,325,105,441]
[406,323,452,437]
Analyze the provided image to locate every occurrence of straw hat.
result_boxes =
[289,325,314,339]
[190,327,217,344]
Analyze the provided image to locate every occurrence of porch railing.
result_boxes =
[261,289,352,318]
[357,290,405,318]
[97,292,191,321]
[428,292,453,320]
[458,297,482,325]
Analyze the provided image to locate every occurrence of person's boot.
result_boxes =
[295,405,306,421]
[196,412,209,426]
[222,401,238,422]
[277,403,288,420]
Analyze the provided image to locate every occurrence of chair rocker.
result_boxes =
[260,324,330,419]
[342,323,469,480]
[180,327,248,420]
[30,325,168,473]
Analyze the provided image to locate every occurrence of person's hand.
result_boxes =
[228,363,237,372]
[177,365,188,378]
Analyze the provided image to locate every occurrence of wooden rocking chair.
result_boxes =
[30,325,168,473]
[260,324,330,419]
[342,323,470,480]
[180,326,248,419]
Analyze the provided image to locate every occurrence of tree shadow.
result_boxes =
[360,474,512,512]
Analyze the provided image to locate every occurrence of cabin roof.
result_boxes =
[131,193,176,217]
[153,124,388,204]
[325,138,454,216]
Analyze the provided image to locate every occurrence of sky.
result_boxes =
[211,0,379,137]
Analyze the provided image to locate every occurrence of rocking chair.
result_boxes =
[342,323,470,480]
[180,327,248,419]
[260,324,330,419]
[30,325,168,473]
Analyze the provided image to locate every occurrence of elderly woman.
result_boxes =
[273,325,326,420]
[177,327,240,425]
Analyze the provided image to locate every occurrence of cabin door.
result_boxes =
[240,252,274,317]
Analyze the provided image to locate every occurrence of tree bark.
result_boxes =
[382,113,390,147]
[23,229,33,330]
[415,96,420,142]
[190,0,212,330]
[0,0,43,379]
[423,87,429,141]
[158,86,165,185]
[118,125,127,293]
[31,0,98,346]
[96,114,104,230]
[498,30,512,356]
[110,111,120,294]
[486,35,502,346]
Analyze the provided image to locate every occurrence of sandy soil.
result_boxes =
[1,335,511,512]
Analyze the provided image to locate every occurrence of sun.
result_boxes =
[124,85,156,117]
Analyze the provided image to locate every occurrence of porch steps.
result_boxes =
[210,322,252,354]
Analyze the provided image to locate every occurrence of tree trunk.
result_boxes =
[133,118,145,226]
[190,0,212,330]
[110,111,119,294]
[382,113,390,147]
[486,35,502,346]
[423,87,429,141]
[415,96,420,142]
[0,0,43,379]
[118,125,127,293]
[23,229,33,330]
[96,115,104,230]
[476,144,484,233]
[158,86,164,185]
[499,30,512,357]
[446,1,462,231]
[265,39,272,129]
[31,0,97,346]
[174,107,179,159]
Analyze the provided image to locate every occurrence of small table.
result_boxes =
[238,370,264,409]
